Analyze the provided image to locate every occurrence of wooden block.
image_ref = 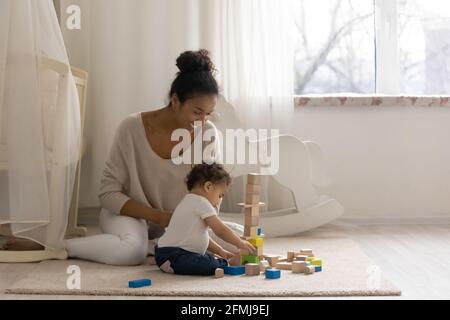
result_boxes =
[265,268,281,279]
[245,184,261,195]
[239,202,265,208]
[244,214,259,227]
[275,262,292,270]
[241,255,260,264]
[304,265,315,275]
[215,268,224,278]
[294,255,308,261]
[244,226,259,237]
[300,249,314,257]
[247,174,261,185]
[256,245,264,256]
[259,260,270,272]
[266,256,279,267]
[292,261,308,273]
[245,193,260,205]
[248,237,264,247]
[128,279,151,288]
[224,265,245,275]
[244,206,260,217]
[310,258,322,266]
[245,263,260,276]
[287,251,296,262]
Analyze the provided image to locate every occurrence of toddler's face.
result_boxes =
[204,182,228,208]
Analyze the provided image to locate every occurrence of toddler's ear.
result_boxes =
[204,181,213,192]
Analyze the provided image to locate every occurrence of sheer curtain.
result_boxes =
[0,0,80,249]
[211,0,296,214]
[215,0,295,131]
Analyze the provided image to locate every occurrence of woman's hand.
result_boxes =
[158,210,173,228]
[239,240,256,254]
[220,249,236,260]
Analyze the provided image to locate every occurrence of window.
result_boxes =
[293,0,450,95]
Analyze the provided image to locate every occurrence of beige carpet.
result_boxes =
[5,237,401,297]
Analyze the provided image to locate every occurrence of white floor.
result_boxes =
[1,221,450,300]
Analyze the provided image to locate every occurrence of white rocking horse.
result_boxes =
[210,95,344,237]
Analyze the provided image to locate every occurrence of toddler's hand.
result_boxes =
[221,249,235,260]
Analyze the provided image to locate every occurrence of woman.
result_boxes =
[4,49,244,265]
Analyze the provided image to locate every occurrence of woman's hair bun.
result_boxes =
[176,49,216,74]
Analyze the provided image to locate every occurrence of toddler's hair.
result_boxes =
[185,163,231,191]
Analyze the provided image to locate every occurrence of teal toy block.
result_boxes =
[265,268,281,279]
[128,278,151,288]
[224,265,245,275]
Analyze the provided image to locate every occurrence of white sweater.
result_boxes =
[98,112,221,239]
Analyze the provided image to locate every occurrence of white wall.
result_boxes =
[292,106,450,219]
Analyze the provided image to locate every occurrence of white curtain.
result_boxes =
[216,0,295,131]
[60,0,295,212]
[0,0,80,249]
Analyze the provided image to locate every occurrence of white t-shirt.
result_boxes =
[157,193,218,254]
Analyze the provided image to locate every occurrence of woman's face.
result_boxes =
[171,94,217,131]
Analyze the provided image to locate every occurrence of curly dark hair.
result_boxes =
[169,49,219,104]
[185,163,231,191]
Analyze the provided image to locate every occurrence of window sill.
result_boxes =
[294,94,450,107]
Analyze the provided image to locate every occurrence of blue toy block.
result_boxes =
[314,265,322,272]
[224,265,245,275]
[257,227,262,236]
[128,278,151,288]
[265,268,281,279]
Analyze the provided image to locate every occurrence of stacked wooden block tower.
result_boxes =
[240,173,265,265]
[216,173,323,279]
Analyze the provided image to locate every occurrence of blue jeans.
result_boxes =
[155,245,228,276]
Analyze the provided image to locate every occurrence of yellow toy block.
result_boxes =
[249,237,264,247]
[310,258,322,266]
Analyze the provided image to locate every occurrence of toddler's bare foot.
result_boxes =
[2,237,44,251]
[147,256,156,265]
[228,252,241,266]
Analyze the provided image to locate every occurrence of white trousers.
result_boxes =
[65,208,244,266]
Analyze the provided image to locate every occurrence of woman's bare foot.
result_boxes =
[2,238,44,251]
